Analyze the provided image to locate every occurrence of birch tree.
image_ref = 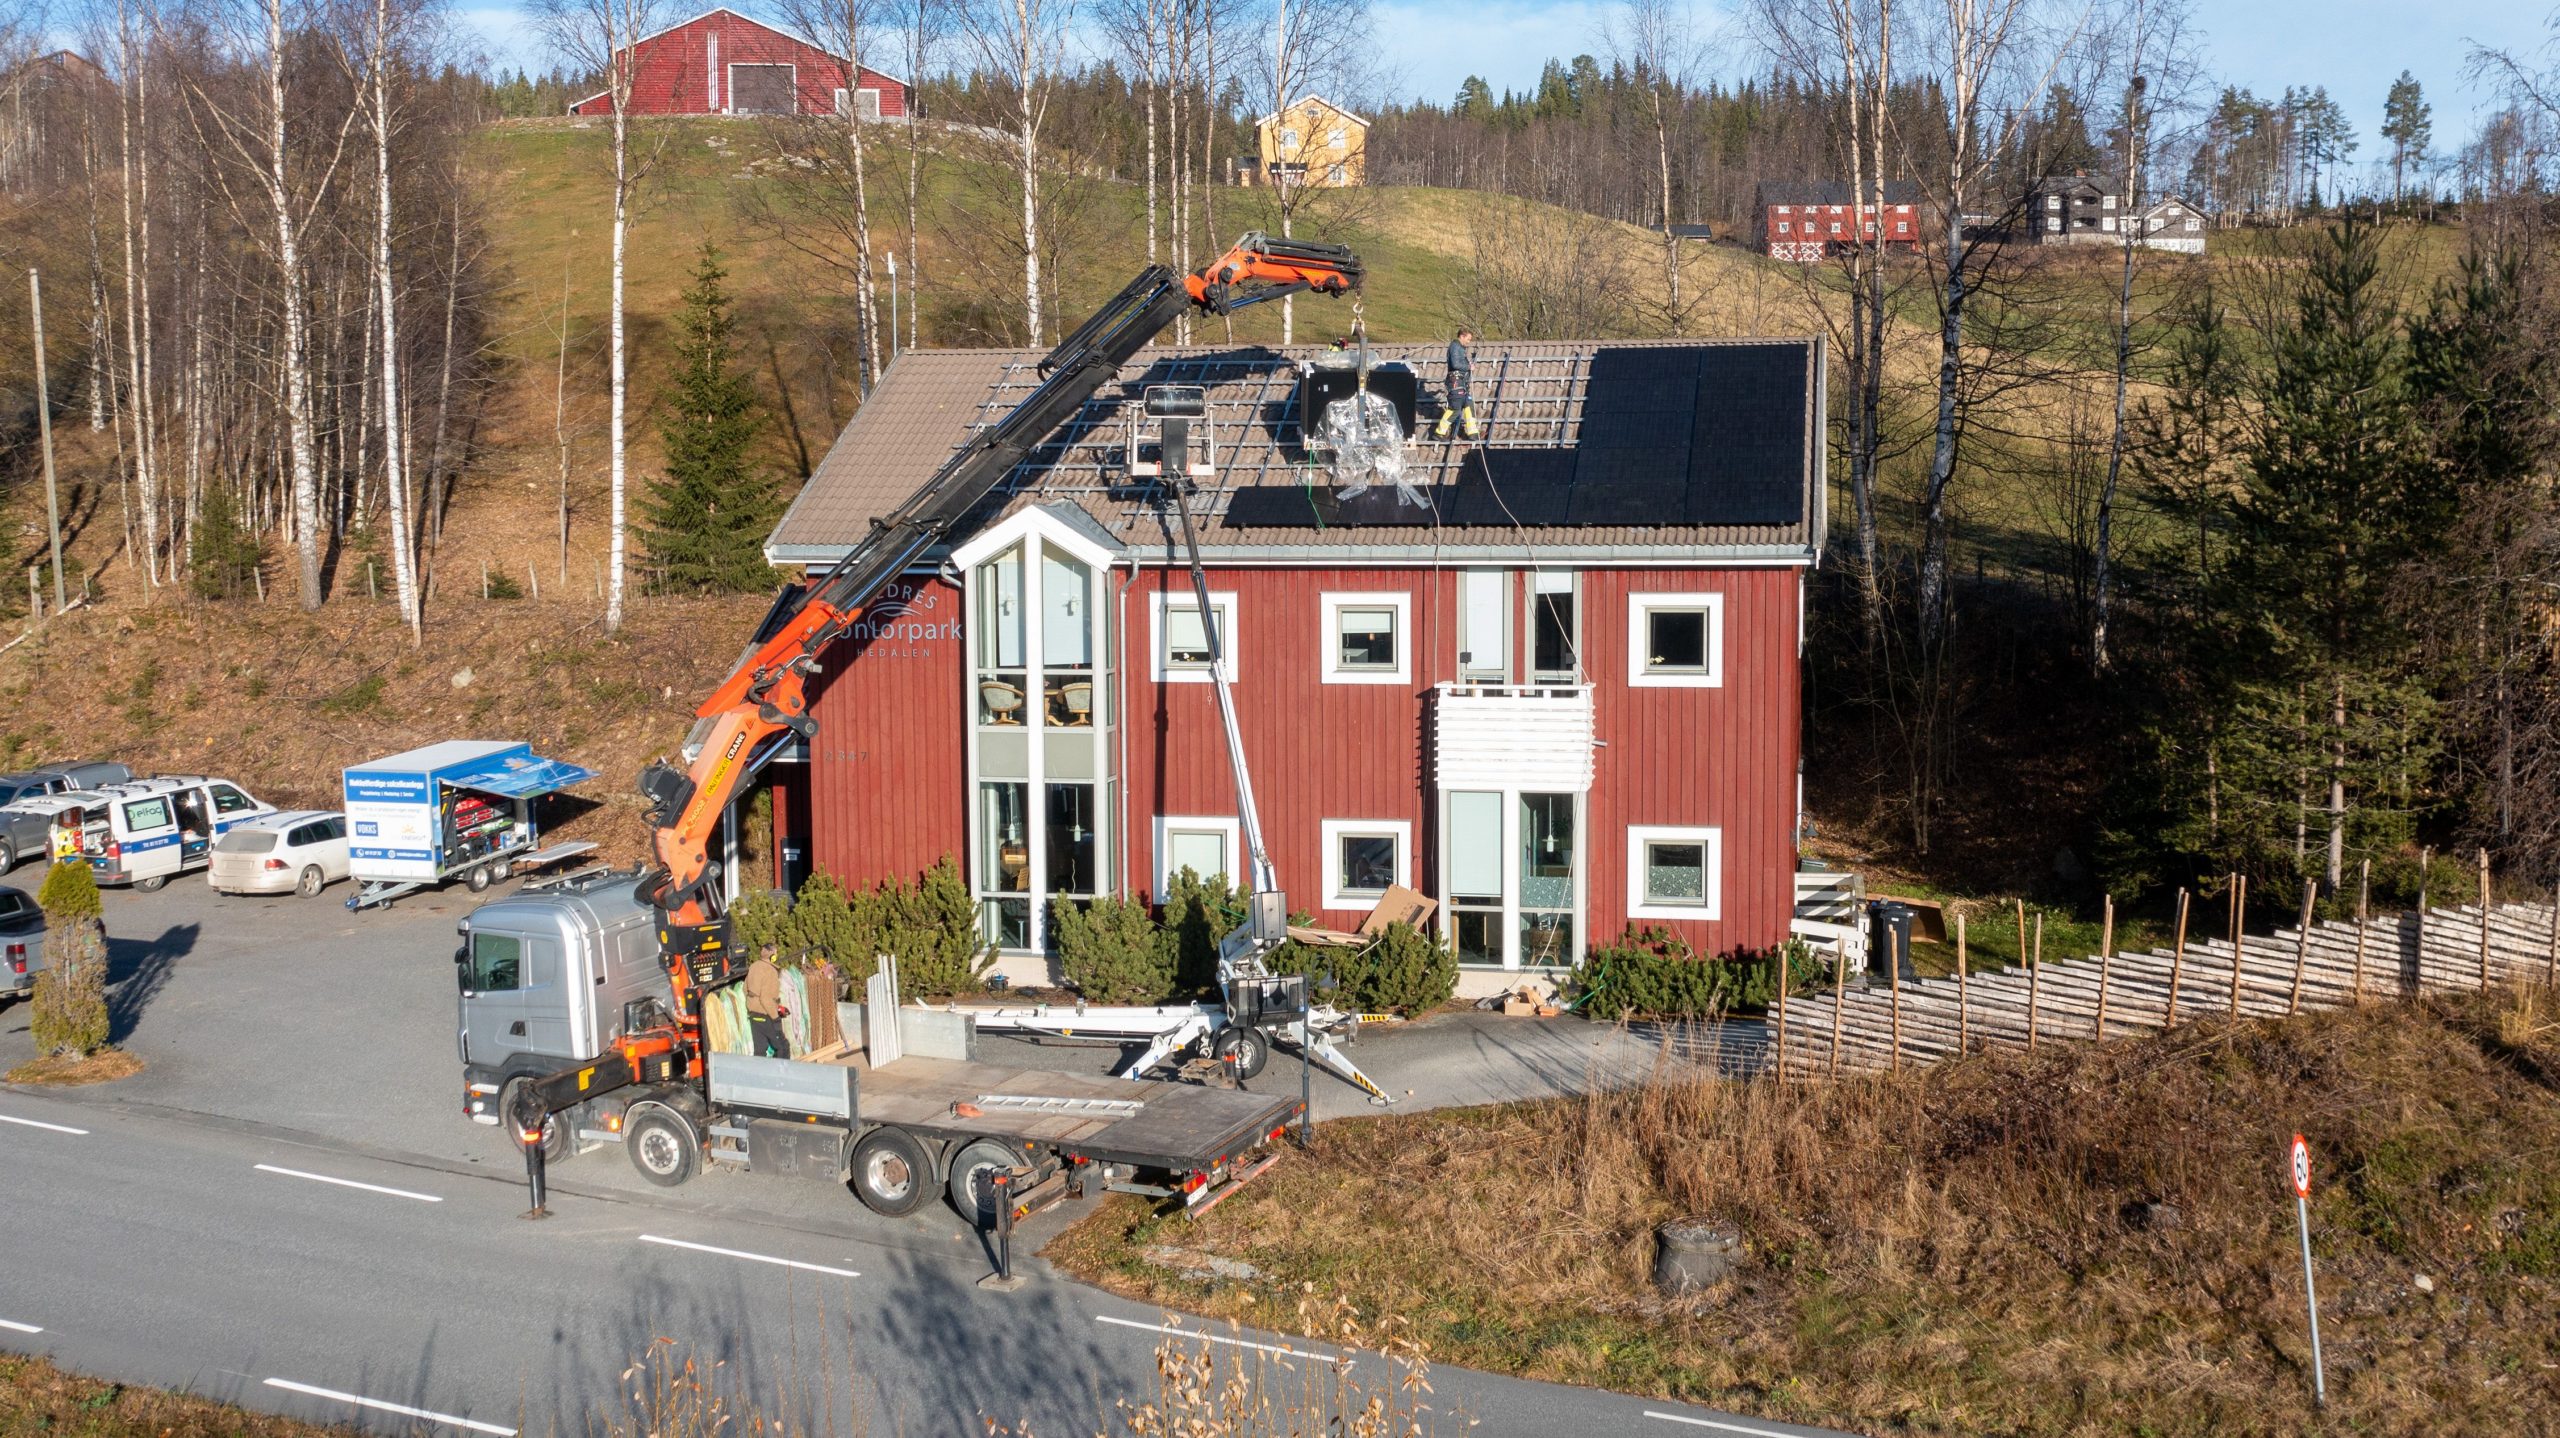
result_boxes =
[1604,0,1704,329]
[957,0,1072,344]
[1753,0,1898,653]
[2088,0,2196,673]
[1254,0,1367,344]
[184,0,360,609]
[536,0,664,632]
[779,0,881,391]
[351,0,423,641]
[1913,0,2087,658]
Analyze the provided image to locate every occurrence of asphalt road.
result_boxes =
[0,873,1843,1438]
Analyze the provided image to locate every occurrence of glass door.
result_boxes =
[1517,793,1577,968]
[1441,789,1583,969]
[1445,790,1504,965]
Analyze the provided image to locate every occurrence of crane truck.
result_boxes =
[458,234,1370,1224]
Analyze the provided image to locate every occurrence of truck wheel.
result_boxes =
[946,1138,1022,1227]
[296,865,326,897]
[136,874,168,893]
[467,865,493,894]
[850,1127,932,1216]
[499,1078,570,1164]
[1214,1025,1272,1080]
[626,1105,700,1188]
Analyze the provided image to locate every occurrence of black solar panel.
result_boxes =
[1687,343,1811,525]
[1217,343,1807,531]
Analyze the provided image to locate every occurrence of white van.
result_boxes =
[82,776,274,891]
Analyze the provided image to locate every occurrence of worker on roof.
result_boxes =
[1432,327,1481,441]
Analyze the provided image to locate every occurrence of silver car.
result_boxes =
[209,811,352,897]
[0,886,47,1006]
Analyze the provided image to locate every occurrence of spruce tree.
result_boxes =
[2224,217,2443,888]
[638,246,782,594]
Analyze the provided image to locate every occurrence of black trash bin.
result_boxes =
[1867,900,1915,979]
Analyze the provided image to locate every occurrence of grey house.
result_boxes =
[2025,175,2207,254]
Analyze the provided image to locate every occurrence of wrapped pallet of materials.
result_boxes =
[1321,390,1423,507]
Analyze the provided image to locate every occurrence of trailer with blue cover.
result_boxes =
[343,741,601,910]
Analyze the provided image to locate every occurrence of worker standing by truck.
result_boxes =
[1432,326,1481,441]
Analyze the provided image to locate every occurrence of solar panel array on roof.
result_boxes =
[1218,343,1806,531]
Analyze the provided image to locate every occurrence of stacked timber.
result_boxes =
[1773,900,2560,1077]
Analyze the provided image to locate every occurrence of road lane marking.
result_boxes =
[1645,1411,1810,1437]
[0,1113,87,1136]
[1094,1314,1334,1361]
[262,1379,515,1436]
[0,1320,41,1334]
[254,1164,443,1203]
[637,1234,859,1279]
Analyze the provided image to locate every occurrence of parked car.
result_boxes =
[0,763,135,871]
[209,810,351,897]
[0,885,47,1007]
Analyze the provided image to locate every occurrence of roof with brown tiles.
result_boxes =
[766,338,1825,563]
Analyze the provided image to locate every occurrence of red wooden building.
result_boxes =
[1752,180,1921,261]
[567,8,908,119]
[756,339,1826,994]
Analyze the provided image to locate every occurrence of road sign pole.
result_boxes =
[2291,1134,2324,1406]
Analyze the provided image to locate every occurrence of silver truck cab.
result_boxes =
[455,875,671,1130]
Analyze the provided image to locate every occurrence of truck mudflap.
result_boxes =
[1184,1151,1283,1219]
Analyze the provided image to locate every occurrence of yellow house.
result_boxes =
[1255,95,1367,188]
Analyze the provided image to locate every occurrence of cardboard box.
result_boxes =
[1360,884,1438,936]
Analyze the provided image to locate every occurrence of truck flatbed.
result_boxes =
[719,1041,1300,1175]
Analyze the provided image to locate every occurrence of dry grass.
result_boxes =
[0,1355,348,1438]
[4,1048,142,1085]
[1051,987,2560,1435]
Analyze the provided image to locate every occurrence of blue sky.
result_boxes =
[458,0,2553,168]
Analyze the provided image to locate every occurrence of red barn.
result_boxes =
[1752,180,1921,261]
[567,8,909,119]
[754,338,1825,997]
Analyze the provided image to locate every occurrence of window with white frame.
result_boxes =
[1327,127,1346,148]
[1328,163,1347,185]
[1154,815,1240,895]
[1321,819,1411,910]
[1152,590,1237,683]
[1320,591,1411,685]
[1278,126,1299,149]
[1628,592,1724,687]
[1626,826,1721,921]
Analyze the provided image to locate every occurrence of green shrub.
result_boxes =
[187,487,263,600]
[869,857,991,998]
[785,870,871,984]
[317,674,387,717]
[31,862,107,1056]
[1052,894,1176,1002]
[728,889,794,961]
[37,859,102,922]
[753,858,990,998]
[1161,866,1243,994]
[1277,920,1458,1015]
[1574,927,1822,1018]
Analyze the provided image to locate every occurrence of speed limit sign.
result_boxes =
[2288,1132,2325,1405]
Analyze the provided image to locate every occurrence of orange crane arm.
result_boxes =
[630,232,1364,1031]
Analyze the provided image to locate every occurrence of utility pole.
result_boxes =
[27,269,67,615]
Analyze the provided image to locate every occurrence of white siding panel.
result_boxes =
[1434,687,1595,793]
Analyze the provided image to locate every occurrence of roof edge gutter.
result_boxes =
[766,542,1818,569]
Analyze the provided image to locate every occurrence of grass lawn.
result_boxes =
[0,1356,349,1438]
[1049,985,2560,1436]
